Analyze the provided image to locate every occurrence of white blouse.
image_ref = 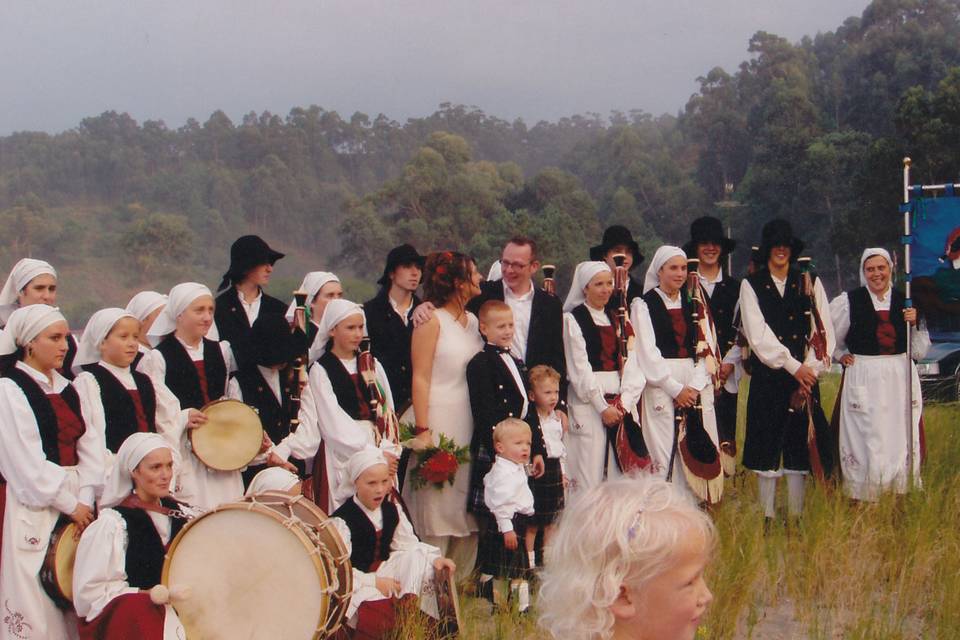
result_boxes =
[0,361,102,513]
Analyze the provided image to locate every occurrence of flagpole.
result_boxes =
[903,157,915,485]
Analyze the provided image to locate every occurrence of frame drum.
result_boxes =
[191,399,264,471]
[162,492,352,639]
[40,521,79,610]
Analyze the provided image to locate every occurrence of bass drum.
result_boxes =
[162,492,352,639]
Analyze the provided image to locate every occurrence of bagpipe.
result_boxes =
[288,289,311,433]
[666,258,724,504]
[605,253,652,476]
[542,264,557,296]
[791,257,833,483]
[357,337,402,448]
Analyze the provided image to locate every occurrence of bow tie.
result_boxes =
[488,344,513,356]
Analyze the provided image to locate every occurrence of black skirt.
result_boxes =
[479,514,529,579]
[467,444,494,515]
[529,457,564,525]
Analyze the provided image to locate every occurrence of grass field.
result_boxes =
[406,375,960,639]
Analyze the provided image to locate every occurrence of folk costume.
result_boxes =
[138,283,241,511]
[590,225,646,309]
[363,245,425,415]
[226,312,306,487]
[631,246,724,504]
[331,448,446,635]
[739,220,836,517]
[124,291,168,369]
[73,434,195,640]
[72,308,184,497]
[273,300,400,512]
[0,306,101,640]
[562,262,646,502]
[0,259,79,380]
[830,248,930,500]
[683,217,742,475]
[480,454,534,611]
[466,343,545,516]
[214,235,287,369]
[525,407,566,526]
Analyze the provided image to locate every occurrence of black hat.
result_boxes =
[377,244,426,286]
[249,313,301,367]
[758,219,804,263]
[589,225,644,270]
[683,216,736,258]
[219,235,284,291]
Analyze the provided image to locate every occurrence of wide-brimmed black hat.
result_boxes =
[377,244,426,286]
[589,225,644,270]
[683,216,736,258]
[249,312,301,367]
[758,219,804,262]
[219,235,284,291]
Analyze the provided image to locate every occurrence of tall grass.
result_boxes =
[405,375,960,639]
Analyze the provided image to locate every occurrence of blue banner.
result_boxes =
[910,195,960,330]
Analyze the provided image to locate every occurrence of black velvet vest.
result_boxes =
[114,498,188,589]
[154,336,227,409]
[315,350,372,420]
[641,290,697,358]
[332,498,399,572]
[704,276,741,356]
[235,366,294,445]
[570,304,618,371]
[845,286,907,355]
[3,366,84,465]
[82,363,157,453]
[746,268,808,364]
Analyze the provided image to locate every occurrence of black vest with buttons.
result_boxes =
[82,363,157,453]
[235,366,294,445]
[569,304,618,371]
[845,286,907,356]
[315,350,372,420]
[746,268,808,365]
[332,498,399,572]
[114,498,188,589]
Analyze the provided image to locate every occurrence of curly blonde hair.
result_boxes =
[538,475,715,640]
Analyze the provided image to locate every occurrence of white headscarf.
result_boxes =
[146,283,214,347]
[125,291,168,322]
[244,467,301,496]
[285,272,341,322]
[336,445,388,503]
[859,248,893,288]
[563,261,612,312]
[100,433,178,509]
[486,260,502,282]
[308,298,364,362]
[0,304,67,356]
[643,246,687,294]
[0,259,57,325]
[74,308,136,371]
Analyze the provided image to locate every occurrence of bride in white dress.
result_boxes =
[403,251,483,581]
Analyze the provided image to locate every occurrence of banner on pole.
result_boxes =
[909,194,960,330]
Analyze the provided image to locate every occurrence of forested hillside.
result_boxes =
[2,0,959,320]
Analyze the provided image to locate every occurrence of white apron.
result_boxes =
[566,370,622,502]
[839,353,922,500]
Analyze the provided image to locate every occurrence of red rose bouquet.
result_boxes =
[409,433,470,490]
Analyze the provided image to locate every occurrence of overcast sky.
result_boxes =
[0,0,869,135]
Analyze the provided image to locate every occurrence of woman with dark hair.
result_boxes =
[402,251,483,581]
[0,305,100,640]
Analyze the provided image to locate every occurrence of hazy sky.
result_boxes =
[1,0,869,135]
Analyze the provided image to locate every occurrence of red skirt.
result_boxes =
[78,593,166,640]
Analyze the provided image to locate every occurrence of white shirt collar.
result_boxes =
[351,495,384,529]
[237,288,262,306]
[504,283,534,303]
[15,360,69,392]
[698,269,723,285]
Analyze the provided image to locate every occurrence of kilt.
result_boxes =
[478,513,529,579]
[529,457,564,526]
[467,444,494,515]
